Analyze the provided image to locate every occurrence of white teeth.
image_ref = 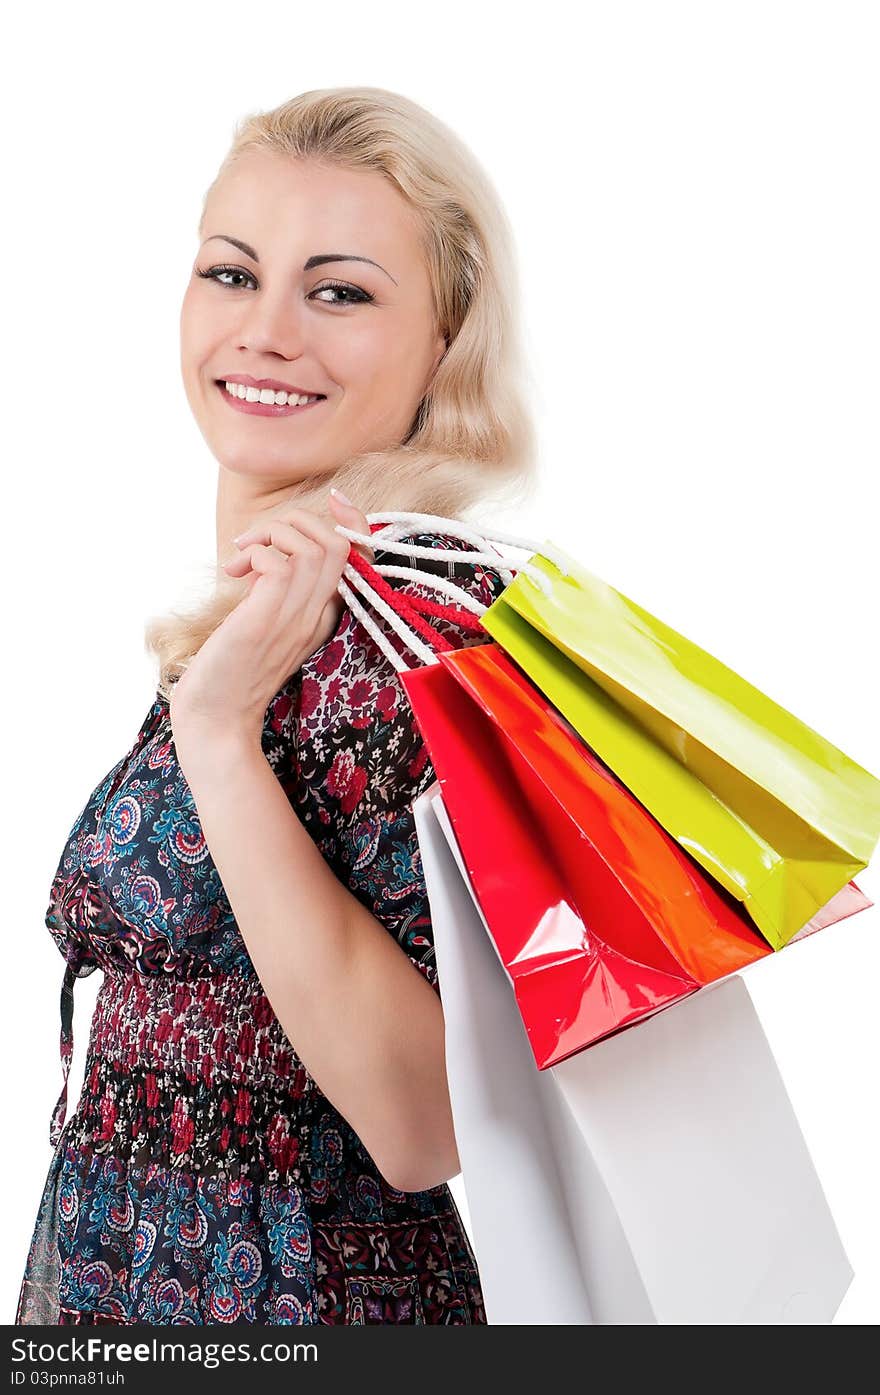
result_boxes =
[223,381,320,407]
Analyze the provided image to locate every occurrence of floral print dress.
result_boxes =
[15,530,508,1326]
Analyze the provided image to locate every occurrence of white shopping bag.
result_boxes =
[413,783,854,1325]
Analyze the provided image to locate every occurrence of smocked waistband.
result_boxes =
[50,961,316,1150]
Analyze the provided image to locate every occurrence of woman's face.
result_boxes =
[180,150,446,486]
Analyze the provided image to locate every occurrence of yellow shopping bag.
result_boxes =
[480,548,880,950]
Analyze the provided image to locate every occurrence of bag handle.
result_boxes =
[332,510,556,674]
[355,510,572,582]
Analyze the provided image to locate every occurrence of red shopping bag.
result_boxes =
[401,642,775,1066]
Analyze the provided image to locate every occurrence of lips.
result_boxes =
[216,381,325,417]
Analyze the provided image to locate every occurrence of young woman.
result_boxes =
[16,85,537,1326]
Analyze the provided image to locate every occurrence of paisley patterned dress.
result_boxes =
[15,530,508,1326]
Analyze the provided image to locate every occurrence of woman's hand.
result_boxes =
[169,489,375,751]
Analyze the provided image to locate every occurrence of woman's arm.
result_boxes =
[174,722,459,1195]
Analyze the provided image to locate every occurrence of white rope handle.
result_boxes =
[340,563,441,669]
[333,510,565,673]
[366,518,517,585]
[335,526,556,598]
[363,510,573,580]
[338,560,473,674]
[368,564,488,615]
[337,577,429,675]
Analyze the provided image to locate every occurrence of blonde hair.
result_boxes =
[145,85,539,701]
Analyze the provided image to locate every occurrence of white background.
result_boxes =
[2,0,877,1325]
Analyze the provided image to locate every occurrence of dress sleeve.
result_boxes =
[295,531,510,999]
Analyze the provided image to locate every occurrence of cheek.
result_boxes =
[332,326,430,406]
[179,294,201,374]
[180,285,217,370]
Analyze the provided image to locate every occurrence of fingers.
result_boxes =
[277,510,355,622]
[327,491,376,565]
[222,538,297,578]
[229,513,347,564]
[210,495,378,684]
[219,498,376,646]
[224,497,374,565]
[222,545,300,603]
[225,514,346,620]
[221,513,350,646]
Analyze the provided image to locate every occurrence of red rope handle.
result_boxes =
[400,591,486,632]
[355,523,499,642]
[347,548,457,653]
[359,524,496,636]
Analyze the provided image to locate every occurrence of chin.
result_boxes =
[219,448,328,488]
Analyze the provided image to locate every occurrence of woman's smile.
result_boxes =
[215,378,327,418]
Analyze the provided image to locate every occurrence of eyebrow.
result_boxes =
[202,235,397,284]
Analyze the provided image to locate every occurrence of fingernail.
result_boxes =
[330,486,354,505]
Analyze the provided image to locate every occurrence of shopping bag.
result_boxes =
[335,522,873,1066]
[477,546,880,950]
[402,640,773,1065]
[413,783,856,1325]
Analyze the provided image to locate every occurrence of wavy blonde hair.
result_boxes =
[145,86,539,702]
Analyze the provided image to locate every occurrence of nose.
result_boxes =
[236,286,307,361]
